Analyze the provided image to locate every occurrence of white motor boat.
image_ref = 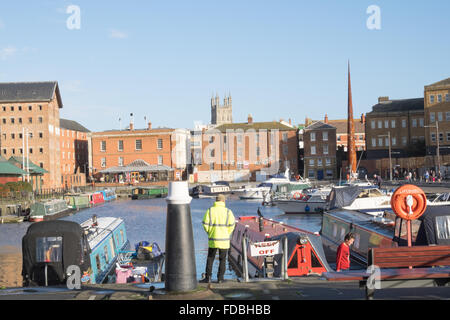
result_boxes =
[234,183,272,200]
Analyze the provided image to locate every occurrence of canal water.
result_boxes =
[0,196,322,287]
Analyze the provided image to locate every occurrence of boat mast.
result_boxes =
[347,61,357,178]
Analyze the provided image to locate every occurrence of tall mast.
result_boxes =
[347,61,357,175]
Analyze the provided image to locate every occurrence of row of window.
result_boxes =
[430,111,450,123]
[370,118,424,130]
[307,169,334,179]
[429,93,450,104]
[100,139,164,152]
[100,155,164,168]
[310,131,328,142]
[307,158,333,167]
[1,105,43,112]
[2,132,44,140]
[61,140,87,150]
[310,144,329,155]
[337,135,364,141]
[2,147,44,155]
[431,132,450,143]
[1,116,43,125]
[371,136,408,147]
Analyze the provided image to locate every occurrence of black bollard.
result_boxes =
[165,181,197,292]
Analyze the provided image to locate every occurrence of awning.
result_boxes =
[99,159,174,174]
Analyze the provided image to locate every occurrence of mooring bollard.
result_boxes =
[164,181,197,292]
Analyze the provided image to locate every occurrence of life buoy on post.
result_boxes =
[390,184,427,221]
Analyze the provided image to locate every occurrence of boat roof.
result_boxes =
[81,217,124,250]
[325,209,394,238]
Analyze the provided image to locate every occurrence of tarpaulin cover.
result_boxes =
[328,186,361,209]
[415,206,450,246]
[22,220,91,286]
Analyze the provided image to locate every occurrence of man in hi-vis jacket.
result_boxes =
[200,194,235,283]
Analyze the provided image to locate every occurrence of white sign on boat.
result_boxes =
[250,240,281,257]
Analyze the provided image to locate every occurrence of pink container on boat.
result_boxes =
[115,268,132,284]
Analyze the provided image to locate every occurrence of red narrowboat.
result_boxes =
[89,191,105,206]
[229,216,332,278]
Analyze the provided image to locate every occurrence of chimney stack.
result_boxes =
[148,121,152,130]
[130,113,134,131]
[378,96,389,103]
[324,114,329,124]
[361,113,365,124]
[248,114,253,124]
[289,118,292,126]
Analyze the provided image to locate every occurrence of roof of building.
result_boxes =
[0,81,63,107]
[305,121,336,131]
[60,118,90,133]
[425,78,450,89]
[215,121,296,133]
[99,159,174,174]
[327,119,365,134]
[0,157,28,176]
[367,98,424,114]
[8,156,48,175]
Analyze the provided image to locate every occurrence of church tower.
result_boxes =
[211,93,233,125]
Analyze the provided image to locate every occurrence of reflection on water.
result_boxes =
[0,197,322,287]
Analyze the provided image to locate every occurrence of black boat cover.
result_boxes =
[22,220,91,286]
[328,186,361,209]
[269,232,332,276]
[415,206,450,246]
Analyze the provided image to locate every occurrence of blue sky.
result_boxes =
[0,0,449,131]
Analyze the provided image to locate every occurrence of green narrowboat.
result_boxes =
[131,186,168,200]
[65,193,91,210]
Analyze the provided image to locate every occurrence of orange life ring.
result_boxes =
[390,184,427,220]
[293,192,303,200]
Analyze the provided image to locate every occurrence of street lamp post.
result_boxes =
[425,122,441,178]
[379,131,392,181]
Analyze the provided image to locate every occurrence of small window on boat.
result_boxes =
[36,237,62,263]
[288,250,298,269]
[104,246,109,264]
[332,224,337,238]
[120,229,124,244]
[310,249,322,268]
[110,237,116,257]
[436,216,450,240]
[354,233,360,249]
[95,255,101,271]
[340,228,345,241]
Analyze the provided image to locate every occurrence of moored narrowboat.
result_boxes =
[64,193,90,210]
[21,216,129,286]
[229,215,332,278]
[131,186,168,200]
[101,189,117,202]
[28,199,72,222]
[320,205,450,266]
[89,191,105,206]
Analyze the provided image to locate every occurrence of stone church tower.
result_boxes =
[211,93,232,125]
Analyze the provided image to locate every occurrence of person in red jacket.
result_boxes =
[336,233,355,272]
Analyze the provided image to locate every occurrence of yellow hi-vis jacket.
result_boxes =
[202,201,236,249]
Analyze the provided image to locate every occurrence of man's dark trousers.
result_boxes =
[205,247,228,280]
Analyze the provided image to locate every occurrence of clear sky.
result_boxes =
[0,0,449,132]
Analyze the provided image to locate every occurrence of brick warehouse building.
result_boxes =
[303,121,337,180]
[196,115,299,182]
[60,118,90,188]
[0,81,63,189]
[90,119,189,183]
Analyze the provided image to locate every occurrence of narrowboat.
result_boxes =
[320,205,450,266]
[228,215,332,278]
[64,193,90,210]
[131,186,168,200]
[101,188,117,202]
[89,191,105,206]
[190,183,231,198]
[22,215,129,286]
[28,199,72,222]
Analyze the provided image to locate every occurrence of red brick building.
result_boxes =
[196,115,299,182]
